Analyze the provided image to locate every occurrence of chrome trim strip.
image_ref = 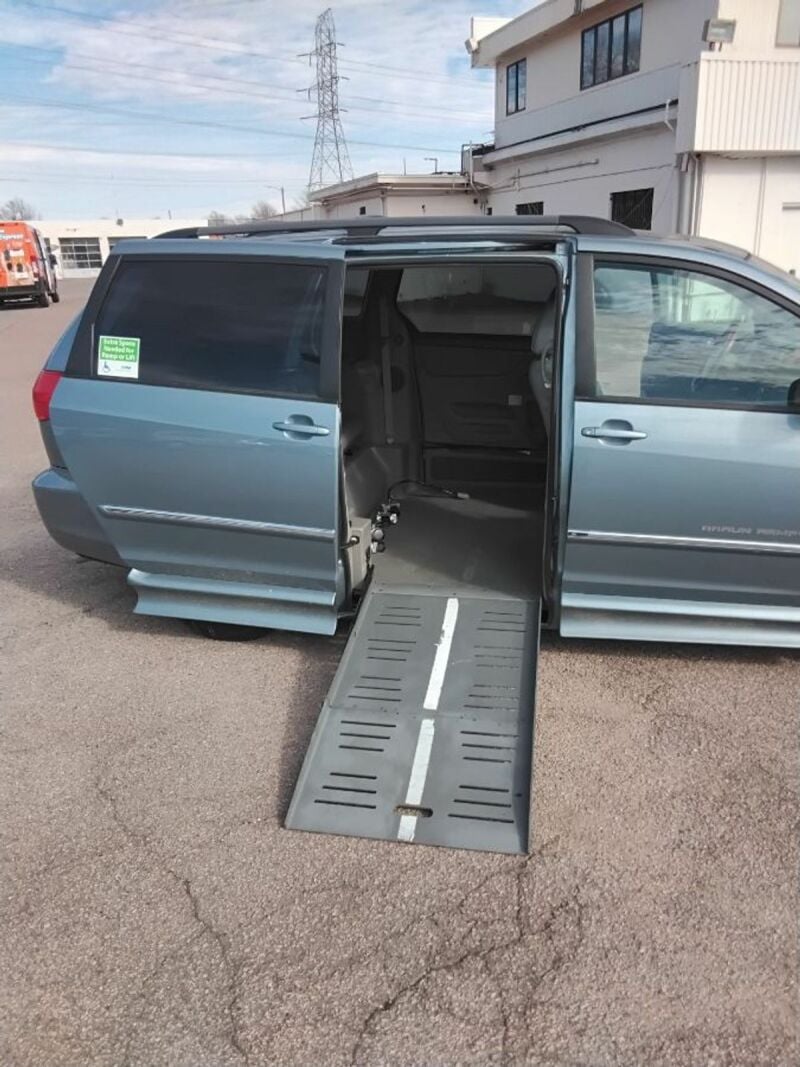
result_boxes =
[99,505,336,542]
[567,529,800,556]
[561,591,800,623]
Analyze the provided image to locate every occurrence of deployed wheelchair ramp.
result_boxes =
[286,588,540,854]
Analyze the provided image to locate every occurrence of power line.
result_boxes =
[2,92,460,154]
[19,0,481,89]
[0,172,283,185]
[306,8,352,189]
[0,40,488,121]
[0,138,301,161]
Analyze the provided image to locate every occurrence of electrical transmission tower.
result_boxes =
[304,8,354,190]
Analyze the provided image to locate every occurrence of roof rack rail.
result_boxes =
[155,214,634,240]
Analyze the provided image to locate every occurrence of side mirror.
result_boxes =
[788,379,800,409]
[49,254,57,267]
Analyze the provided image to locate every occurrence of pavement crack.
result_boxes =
[349,866,587,1066]
[349,873,523,1066]
[94,774,148,848]
[120,929,206,1067]
[481,955,511,1066]
[94,775,248,1066]
[178,877,249,1067]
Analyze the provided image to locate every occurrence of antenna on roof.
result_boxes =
[302,9,354,191]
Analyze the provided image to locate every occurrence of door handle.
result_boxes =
[273,419,330,438]
[581,426,648,441]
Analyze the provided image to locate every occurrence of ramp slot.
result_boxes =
[464,756,513,764]
[448,813,514,824]
[462,730,518,738]
[323,785,377,795]
[347,691,403,699]
[341,719,398,727]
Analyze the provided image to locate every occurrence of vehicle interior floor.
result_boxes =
[369,494,544,601]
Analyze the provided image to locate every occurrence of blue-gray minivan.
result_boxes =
[32,215,800,649]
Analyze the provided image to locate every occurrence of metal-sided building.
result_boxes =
[465,0,800,274]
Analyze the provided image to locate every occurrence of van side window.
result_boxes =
[590,262,800,407]
[95,259,327,397]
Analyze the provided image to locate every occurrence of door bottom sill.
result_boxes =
[128,569,338,635]
[560,593,800,648]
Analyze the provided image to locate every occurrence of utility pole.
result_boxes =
[302,9,354,190]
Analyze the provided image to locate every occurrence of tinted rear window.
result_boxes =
[94,258,326,397]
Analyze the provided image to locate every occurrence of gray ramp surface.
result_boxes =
[286,589,540,854]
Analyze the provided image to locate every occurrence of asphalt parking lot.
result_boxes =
[1,279,798,1067]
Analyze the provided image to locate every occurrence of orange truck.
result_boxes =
[0,221,59,307]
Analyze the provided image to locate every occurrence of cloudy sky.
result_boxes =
[0,0,527,220]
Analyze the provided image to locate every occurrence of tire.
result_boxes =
[186,619,268,641]
[37,291,50,308]
[51,289,60,304]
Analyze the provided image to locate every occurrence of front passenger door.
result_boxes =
[562,256,800,643]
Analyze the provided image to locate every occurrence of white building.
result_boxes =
[279,173,481,222]
[38,183,478,273]
[466,0,800,273]
[36,217,206,277]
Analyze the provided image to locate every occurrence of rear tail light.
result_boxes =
[33,370,62,421]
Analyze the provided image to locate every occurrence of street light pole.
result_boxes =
[262,183,287,216]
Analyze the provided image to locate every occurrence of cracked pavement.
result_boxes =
[2,282,798,1067]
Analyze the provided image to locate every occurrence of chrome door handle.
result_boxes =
[273,420,330,438]
[581,426,648,441]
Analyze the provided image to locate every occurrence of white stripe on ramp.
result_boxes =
[398,598,460,843]
[397,718,436,843]
[423,597,459,711]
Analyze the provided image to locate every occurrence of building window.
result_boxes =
[777,0,800,45]
[516,201,544,216]
[58,237,103,270]
[506,58,527,114]
[610,187,653,229]
[581,5,642,90]
[358,206,367,215]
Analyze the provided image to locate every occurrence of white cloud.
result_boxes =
[0,0,518,215]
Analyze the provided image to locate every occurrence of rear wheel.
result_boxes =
[186,619,268,641]
[37,291,50,308]
[51,289,60,304]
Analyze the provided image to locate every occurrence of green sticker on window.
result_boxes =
[98,335,140,379]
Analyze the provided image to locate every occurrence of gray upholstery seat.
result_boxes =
[528,304,556,436]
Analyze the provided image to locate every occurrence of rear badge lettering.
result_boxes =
[98,335,140,379]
